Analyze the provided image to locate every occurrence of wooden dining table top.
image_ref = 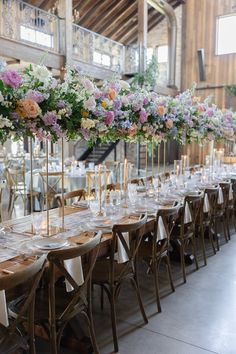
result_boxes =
[0,205,155,278]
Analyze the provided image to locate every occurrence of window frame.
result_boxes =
[215,13,236,56]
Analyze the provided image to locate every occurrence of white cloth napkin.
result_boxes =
[0,290,8,326]
[157,216,167,241]
[184,202,192,224]
[64,257,84,292]
[117,232,130,263]
[203,194,210,213]
[229,184,233,201]
[218,187,224,204]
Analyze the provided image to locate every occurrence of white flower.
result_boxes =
[81,118,96,130]
[0,60,6,73]
[81,78,95,94]
[84,97,96,111]
[32,65,52,83]
[0,115,13,129]
[119,80,130,90]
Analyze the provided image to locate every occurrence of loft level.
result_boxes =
[0,0,142,79]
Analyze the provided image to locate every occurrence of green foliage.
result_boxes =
[226,85,236,96]
[131,55,159,88]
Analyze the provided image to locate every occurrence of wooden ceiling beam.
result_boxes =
[122,30,138,45]
[110,11,138,42]
[116,21,138,44]
[91,0,134,34]
[74,0,97,21]
[79,0,117,29]
[102,2,137,38]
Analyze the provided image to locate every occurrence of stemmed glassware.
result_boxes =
[32,212,43,238]
[128,183,138,206]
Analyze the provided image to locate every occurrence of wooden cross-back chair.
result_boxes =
[92,215,147,353]
[1,255,46,354]
[56,189,86,207]
[172,192,203,283]
[6,167,39,215]
[39,171,64,210]
[138,203,180,312]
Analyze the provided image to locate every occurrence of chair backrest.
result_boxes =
[47,232,102,323]
[56,189,86,207]
[219,182,230,209]
[231,178,236,204]
[130,178,144,186]
[109,215,147,278]
[179,192,203,237]
[0,255,46,334]
[39,171,63,198]
[5,167,25,190]
[204,187,218,217]
[153,203,180,253]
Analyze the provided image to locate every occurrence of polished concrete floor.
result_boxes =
[36,232,236,354]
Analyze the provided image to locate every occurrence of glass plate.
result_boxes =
[33,238,69,250]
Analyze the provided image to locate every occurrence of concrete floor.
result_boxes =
[36,233,236,354]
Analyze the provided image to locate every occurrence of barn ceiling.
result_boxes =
[25,0,185,44]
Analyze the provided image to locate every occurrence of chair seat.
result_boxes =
[92,259,132,284]
[138,239,168,259]
[0,321,28,354]
[9,284,86,326]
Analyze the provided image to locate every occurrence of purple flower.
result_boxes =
[11,112,20,120]
[139,110,148,124]
[52,123,63,138]
[42,111,58,126]
[25,90,45,103]
[57,100,66,108]
[207,108,214,117]
[105,111,114,126]
[143,97,149,105]
[1,69,22,88]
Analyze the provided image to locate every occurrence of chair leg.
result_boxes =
[226,211,231,240]
[109,286,119,353]
[200,225,207,266]
[180,242,186,283]
[209,223,216,255]
[222,218,228,243]
[87,287,100,354]
[130,277,148,322]
[214,219,220,251]
[164,255,175,292]
[192,236,199,270]
[100,285,104,310]
[151,259,162,312]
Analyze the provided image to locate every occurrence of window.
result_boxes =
[93,51,111,67]
[157,45,168,63]
[216,14,236,55]
[20,25,53,48]
[147,47,154,63]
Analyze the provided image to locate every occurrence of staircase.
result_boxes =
[78,142,119,165]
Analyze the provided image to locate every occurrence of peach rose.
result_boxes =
[128,123,137,137]
[16,99,40,118]
[192,96,200,104]
[108,88,116,100]
[157,105,165,116]
[165,118,173,129]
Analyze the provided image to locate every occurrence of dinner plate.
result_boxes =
[72,201,88,209]
[33,238,69,250]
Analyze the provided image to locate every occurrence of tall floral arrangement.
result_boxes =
[0,62,236,147]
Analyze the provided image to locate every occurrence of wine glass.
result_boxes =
[89,199,100,217]
[32,212,43,238]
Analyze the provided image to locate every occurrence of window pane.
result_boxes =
[157,45,168,63]
[216,15,236,55]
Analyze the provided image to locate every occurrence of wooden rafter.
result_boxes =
[79,0,117,28]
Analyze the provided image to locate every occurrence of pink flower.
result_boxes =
[105,111,114,126]
[42,111,58,126]
[1,69,22,88]
[165,119,173,129]
[139,110,148,124]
